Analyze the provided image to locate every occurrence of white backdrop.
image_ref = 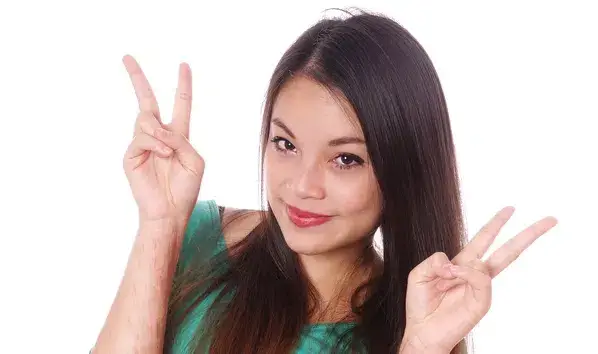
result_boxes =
[0,1,596,353]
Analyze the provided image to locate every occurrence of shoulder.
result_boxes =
[178,201,264,270]
[217,205,265,249]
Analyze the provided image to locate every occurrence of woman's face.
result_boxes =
[265,75,382,256]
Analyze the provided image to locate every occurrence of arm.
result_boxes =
[92,218,186,354]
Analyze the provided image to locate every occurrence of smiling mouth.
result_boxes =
[285,203,332,228]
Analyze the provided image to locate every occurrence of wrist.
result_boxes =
[399,329,448,354]
[399,341,445,354]
[135,218,188,272]
[138,217,188,242]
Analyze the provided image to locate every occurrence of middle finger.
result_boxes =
[453,206,515,264]
[485,216,558,278]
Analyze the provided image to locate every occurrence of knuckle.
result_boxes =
[162,130,182,145]
[159,128,174,138]
[194,154,205,169]
[407,268,417,282]
[469,258,491,275]
[479,263,491,276]
[139,115,152,126]
[122,155,130,169]
[136,110,152,121]
[431,251,448,263]
[509,250,522,263]
[178,92,192,101]
[504,243,521,262]
[480,224,492,236]
[408,263,426,281]
[137,111,159,124]
[432,251,447,259]
[141,87,154,99]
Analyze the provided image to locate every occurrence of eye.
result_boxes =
[270,136,296,153]
[333,154,364,170]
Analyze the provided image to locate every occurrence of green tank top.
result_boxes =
[169,200,356,353]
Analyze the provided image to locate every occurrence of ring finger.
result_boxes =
[134,111,163,139]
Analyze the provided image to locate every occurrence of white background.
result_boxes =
[0,1,596,353]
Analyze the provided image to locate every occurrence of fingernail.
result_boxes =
[449,265,461,274]
[442,263,454,277]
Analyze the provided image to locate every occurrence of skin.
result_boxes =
[93,56,203,353]
[264,76,383,308]
[94,56,559,353]
[401,207,558,352]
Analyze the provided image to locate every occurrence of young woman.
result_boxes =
[92,11,558,354]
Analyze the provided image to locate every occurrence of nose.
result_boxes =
[291,162,326,200]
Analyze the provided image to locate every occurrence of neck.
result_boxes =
[299,241,379,323]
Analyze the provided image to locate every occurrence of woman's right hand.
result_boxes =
[122,55,204,227]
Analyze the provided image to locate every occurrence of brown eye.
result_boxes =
[333,153,364,170]
[270,137,296,152]
[340,155,356,165]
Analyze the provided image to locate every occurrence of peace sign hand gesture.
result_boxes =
[400,207,558,353]
[122,55,204,227]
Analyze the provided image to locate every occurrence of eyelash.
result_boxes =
[269,136,365,170]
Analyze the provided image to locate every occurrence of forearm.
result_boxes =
[92,219,186,354]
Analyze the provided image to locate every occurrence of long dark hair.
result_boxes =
[166,9,468,354]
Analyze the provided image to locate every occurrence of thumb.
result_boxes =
[449,259,492,308]
[153,127,204,175]
[408,252,454,284]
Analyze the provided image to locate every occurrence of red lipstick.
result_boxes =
[286,204,332,228]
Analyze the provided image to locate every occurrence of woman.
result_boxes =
[93,10,558,354]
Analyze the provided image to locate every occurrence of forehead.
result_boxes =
[271,76,363,138]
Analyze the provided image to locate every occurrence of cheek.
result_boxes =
[264,149,289,193]
[329,171,380,214]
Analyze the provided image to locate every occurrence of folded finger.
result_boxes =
[408,252,453,284]
[449,261,491,305]
[153,128,204,176]
[438,258,489,292]
[435,277,466,292]
[124,132,173,167]
[134,111,163,138]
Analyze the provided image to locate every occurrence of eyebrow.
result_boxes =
[272,117,365,146]
[272,118,296,139]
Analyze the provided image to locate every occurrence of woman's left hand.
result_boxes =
[399,206,558,353]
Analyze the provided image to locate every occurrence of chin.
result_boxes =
[281,230,335,256]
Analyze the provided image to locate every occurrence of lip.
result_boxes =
[285,203,332,228]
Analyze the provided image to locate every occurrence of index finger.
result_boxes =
[485,216,558,278]
[122,55,161,121]
[453,206,515,264]
[170,62,192,138]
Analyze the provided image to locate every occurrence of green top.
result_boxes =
[169,200,356,353]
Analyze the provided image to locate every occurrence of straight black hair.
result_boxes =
[166,9,468,353]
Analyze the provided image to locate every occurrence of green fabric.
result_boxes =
[169,200,356,353]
